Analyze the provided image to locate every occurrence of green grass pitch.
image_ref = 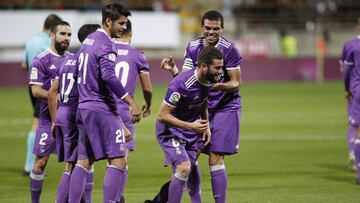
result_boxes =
[0,81,360,202]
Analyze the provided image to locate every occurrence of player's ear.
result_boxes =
[50,32,55,40]
[104,17,112,28]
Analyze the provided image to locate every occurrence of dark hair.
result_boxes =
[197,46,223,66]
[201,10,224,28]
[122,19,132,36]
[78,24,100,42]
[102,3,131,24]
[50,21,70,34]
[43,14,62,30]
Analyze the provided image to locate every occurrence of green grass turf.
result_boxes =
[1,81,359,202]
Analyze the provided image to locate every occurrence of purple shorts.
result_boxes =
[33,125,56,156]
[201,110,241,155]
[77,109,127,161]
[56,124,78,163]
[157,134,198,173]
[118,107,135,151]
[349,89,360,127]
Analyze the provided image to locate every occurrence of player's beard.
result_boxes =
[206,71,221,83]
[54,40,69,55]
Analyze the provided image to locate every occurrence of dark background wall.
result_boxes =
[0,57,342,87]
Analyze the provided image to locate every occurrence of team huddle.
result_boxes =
[25,3,242,203]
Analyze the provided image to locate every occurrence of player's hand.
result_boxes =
[202,128,212,147]
[141,103,150,118]
[130,103,141,124]
[124,126,132,142]
[190,119,209,134]
[161,57,175,71]
[51,123,56,139]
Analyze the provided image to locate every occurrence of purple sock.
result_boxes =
[56,172,71,203]
[348,126,356,159]
[84,168,94,203]
[104,166,126,203]
[30,169,44,203]
[69,165,88,203]
[355,139,360,180]
[169,174,187,203]
[116,168,128,203]
[211,166,227,203]
[187,163,202,203]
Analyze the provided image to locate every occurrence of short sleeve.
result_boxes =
[29,58,45,86]
[163,81,184,108]
[224,44,242,70]
[137,51,150,74]
[183,44,195,70]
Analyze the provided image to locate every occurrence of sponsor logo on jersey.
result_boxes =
[30,67,38,80]
[109,53,116,62]
[169,92,181,104]
[50,64,57,70]
[117,49,129,56]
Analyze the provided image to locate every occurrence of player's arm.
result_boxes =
[161,56,180,77]
[47,79,59,125]
[212,68,241,92]
[157,102,208,134]
[31,85,48,99]
[100,52,141,123]
[139,72,152,117]
[200,100,211,146]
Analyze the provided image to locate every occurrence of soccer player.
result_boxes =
[339,20,360,172]
[68,4,140,203]
[113,19,153,202]
[29,20,72,203]
[148,10,242,203]
[157,46,223,203]
[48,24,100,203]
[22,14,62,175]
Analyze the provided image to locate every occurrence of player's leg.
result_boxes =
[187,161,202,203]
[24,88,39,175]
[169,160,191,203]
[209,153,226,203]
[207,110,240,203]
[348,125,356,171]
[56,162,73,203]
[69,110,92,203]
[84,165,94,203]
[30,125,55,203]
[30,155,49,203]
[117,108,133,203]
[105,157,127,203]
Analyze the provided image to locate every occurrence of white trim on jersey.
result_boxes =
[120,92,129,100]
[344,61,354,66]
[163,100,176,108]
[226,66,240,70]
[29,82,43,85]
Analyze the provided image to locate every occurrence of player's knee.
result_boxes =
[77,159,91,169]
[176,162,191,177]
[108,157,127,169]
[208,152,224,166]
[34,156,48,171]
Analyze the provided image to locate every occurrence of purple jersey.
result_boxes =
[344,39,360,92]
[29,49,70,126]
[183,36,242,111]
[341,37,360,91]
[113,41,150,110]
[56,52,79,108]
[77,29,127,114]
[157,69,210,142]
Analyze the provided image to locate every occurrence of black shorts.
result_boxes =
[28,85,40,118]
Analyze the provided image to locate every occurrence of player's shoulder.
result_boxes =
[188,37,205,48]
[218,37,235,49]
[34,49,51,61]
[172,70,197,90]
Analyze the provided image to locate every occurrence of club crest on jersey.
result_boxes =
[30,67,38,80]
[169,92,181,104]
[109,53,116,62]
